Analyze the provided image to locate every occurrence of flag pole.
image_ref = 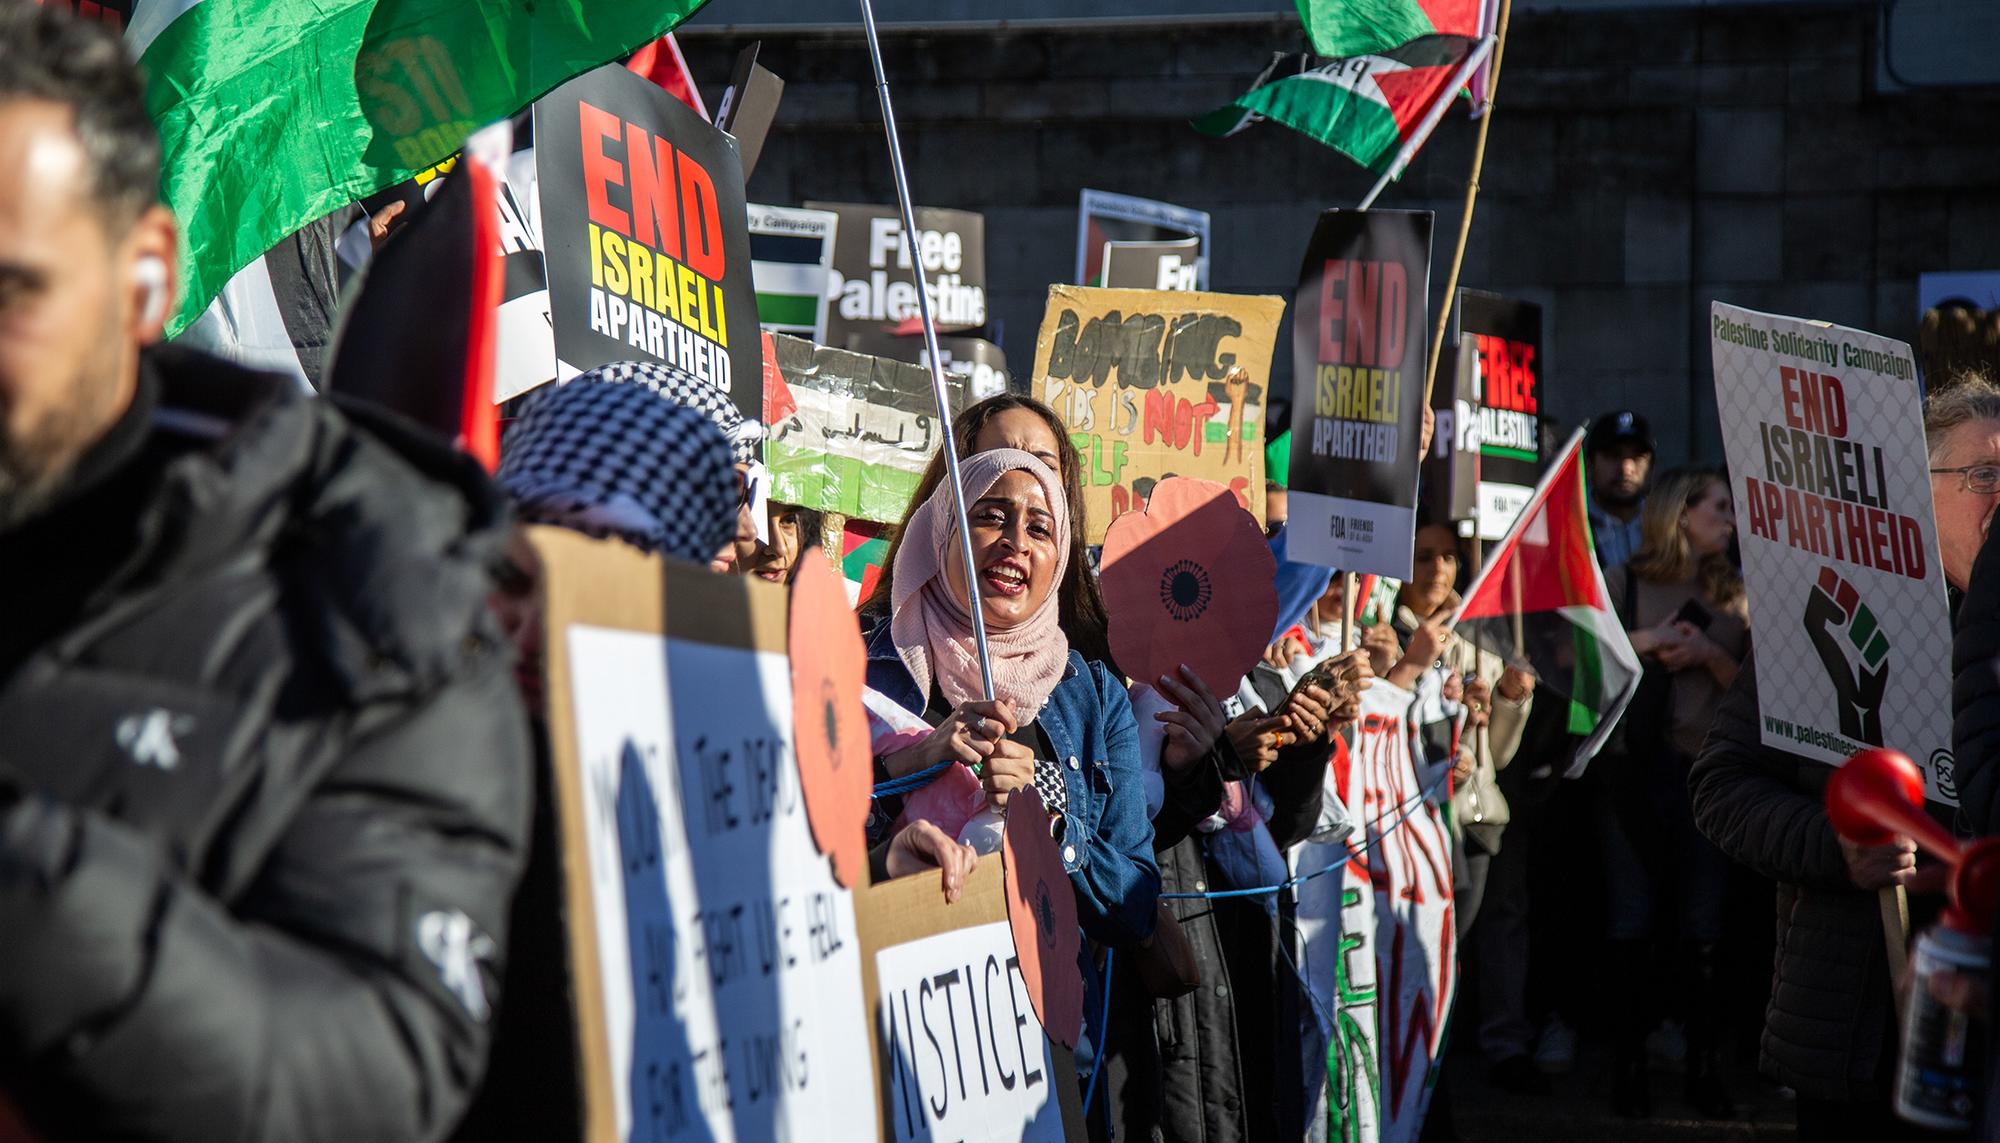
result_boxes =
[858,0,995,701]
[1422,0,1513,406]
[1355,34,1496,213]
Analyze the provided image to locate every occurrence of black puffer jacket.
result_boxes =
[0,346,531,1141]
[1954,526,2000,834]
[1689,655,1893,1101]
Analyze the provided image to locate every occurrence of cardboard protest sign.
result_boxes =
[536,64,760,419]
[806,202,987,349]
[1710,302,1957,803]
[849,331,1011,401]
[789,549,872,888]
[765,333,967,523]
[1099,477,1280,691]
[714,43,785,181]
[749,204,836,343]
[1286,209,1434,579]
[1295,680,1456,1143]
[857,859,1085,1143]
[535,528,877,1141]
[1076,189,1212,290]
[1032,285,1285,542]
[1102,238,1202,292]
[1457,291,1545,540]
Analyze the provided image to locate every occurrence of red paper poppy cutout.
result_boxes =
[789,548,872,887]
[1099,477,1279,693]
[1004,791,1083,1048]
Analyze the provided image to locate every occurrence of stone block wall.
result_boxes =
[680,4,2000,462]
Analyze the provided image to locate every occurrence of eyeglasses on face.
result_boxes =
[1930,464,2000,495]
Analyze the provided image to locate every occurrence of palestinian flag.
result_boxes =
[1191,44,1474,174]
[841,519,890,607]
[1297,0,1484,62]
[1448,430,1642,776]
[113,0,711,335]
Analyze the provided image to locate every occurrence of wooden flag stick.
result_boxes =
[1422,0,1513,409]
[1880,885,1911,995]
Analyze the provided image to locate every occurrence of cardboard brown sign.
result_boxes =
[1031,285,1285,542]
[534,527,877,1141]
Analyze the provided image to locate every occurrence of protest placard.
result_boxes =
[1076,189,1211,290]
[535,527,878,1141]
[765,333,968,524]
[856,860,1085,1143]
[1419,334,1480,528]
[848,331,1011,400]
[806,202,987,349]
[1710,302,1957,803]
[748,204,836,344]
[536,64,760,419]
[1032,285,1285,542]
[1102,238,1202,291]
[1295,680,1456,1143]
[1285,209,1434,579]
[1457,291,1545,540]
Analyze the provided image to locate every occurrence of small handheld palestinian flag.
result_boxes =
[1447,430,1643,776]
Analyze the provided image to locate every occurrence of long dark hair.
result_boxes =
[863,394,1115,668]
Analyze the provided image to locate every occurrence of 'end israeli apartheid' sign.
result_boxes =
[1031,285,1285,543]
[536,64,760,420]
[1286,209,1433,579]
[1709,302,1957,803]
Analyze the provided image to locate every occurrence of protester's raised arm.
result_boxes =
[0,661,531,1143]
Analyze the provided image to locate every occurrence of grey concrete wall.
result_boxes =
[680,3,2000,463]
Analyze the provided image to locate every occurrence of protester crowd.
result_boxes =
[5,4,2000,1143]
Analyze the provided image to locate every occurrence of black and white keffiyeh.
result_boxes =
[497,378,738,562]
[578,360,763,465]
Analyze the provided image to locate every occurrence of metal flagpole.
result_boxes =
[858,0,995,700]
[1355,35,1496,213]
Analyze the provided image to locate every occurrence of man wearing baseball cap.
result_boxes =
[1586,410,1655,570]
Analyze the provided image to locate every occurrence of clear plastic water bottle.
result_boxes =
[1895,916,1991,1131]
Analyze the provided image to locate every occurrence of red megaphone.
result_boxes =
[1826,748,2000,931]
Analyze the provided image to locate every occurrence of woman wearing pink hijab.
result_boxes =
[864,443,1161,943]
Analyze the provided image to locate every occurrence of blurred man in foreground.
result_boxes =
[0,4,530,1139]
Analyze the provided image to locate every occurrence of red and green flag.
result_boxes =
[1448,430,1642,776]
[1192,46,1475,173]
[109,0,713,335]
[1297,0,1485,62]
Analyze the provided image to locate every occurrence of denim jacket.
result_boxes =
[864,621,1161,947]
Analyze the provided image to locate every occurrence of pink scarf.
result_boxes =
[889,449,1071,723]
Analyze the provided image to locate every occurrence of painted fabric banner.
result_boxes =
[1709,302,1957,803]
[764,334,968,524]
[1286,209,1433,579]
[1032,285,1285,542]
[1294,680,1456,1143]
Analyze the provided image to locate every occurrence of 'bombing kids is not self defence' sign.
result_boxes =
[1709,301,1957,804]
[536,64,761,419]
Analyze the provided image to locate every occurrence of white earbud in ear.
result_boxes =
[134,255,169,328]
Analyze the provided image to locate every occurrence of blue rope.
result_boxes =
[871,759,953,798]
[1160,766,1453,902]
[1081,947,1115,1122]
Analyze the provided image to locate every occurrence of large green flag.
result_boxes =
[1296,0,1483,61]
[122,0,712,334]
